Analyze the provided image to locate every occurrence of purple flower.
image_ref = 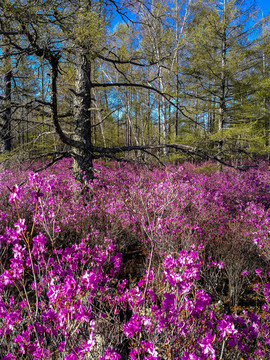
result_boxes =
[80,333,96,353]
[162,293,176,312]
[1,354,16,360]
[64,354,77,360]
[32,348,51,359]
[241,270,249,276]
[141,340,159,359]
[35,322,46,334]
[181,281,192,294]
[182,353,200,360]
[63,275,78,297]
[255,268,262,276]
[217,319,238,338]
[81,270,99,290]
[218,262,224,269]
[14,219,26,235]
[228,335,237,347]
[142,316,153,331]
[100,348,121,360]
[194,290,211,313]
[12,243,26,259]
[199,331,216,360]
[129,348,141,359]
[9,184,21,204]
[47,284,60,303]
[32,233,46,258]
[58,341,65,352]
[123,314,141,337]
[1,270,14,286]
[252,283,261,292]
[0,211,7,223]
[14,335,26,354]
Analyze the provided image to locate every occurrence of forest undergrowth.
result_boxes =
[0,158,270,360]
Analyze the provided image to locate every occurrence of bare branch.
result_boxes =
[91,82,201,126]
[18,153,70,186]
[97,52,171,69]
[91,143,255,171]
[91,107,121,128]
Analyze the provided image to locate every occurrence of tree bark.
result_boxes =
[218,0,227,133]
[1,41,12,153]
[72,49,94,182]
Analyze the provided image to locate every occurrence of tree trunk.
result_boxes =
[72,49,94,182]
[218,0,227,133]
[1,42,12,153]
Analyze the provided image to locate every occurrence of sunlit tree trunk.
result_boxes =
[218,0,227,133]
[72,49,93,182]
[1,40,12,153]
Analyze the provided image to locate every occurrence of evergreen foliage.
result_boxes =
[0,0,269,172]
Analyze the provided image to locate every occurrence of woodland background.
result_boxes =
[2,2,270,359]
[1,0,270,174]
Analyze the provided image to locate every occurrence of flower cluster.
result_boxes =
[0,159,270,359]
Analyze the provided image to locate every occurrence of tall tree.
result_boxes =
[0,36,12,153]
[1,0,262,177]
[0,0,174,180]
[183,0,260,136]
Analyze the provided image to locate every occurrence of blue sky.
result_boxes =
[257,0,270,16]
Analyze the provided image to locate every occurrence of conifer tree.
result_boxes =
[183,0,260,137]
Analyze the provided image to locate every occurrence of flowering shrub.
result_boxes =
[0,159,270,359]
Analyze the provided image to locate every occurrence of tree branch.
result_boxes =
[91,82,201,126]
[18,153,70,186]
[91,143,254,171]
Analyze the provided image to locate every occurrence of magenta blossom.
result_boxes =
[123,314,141,337]
[8,184,21,204]
[199,331,216,360]
[100,348,121,360]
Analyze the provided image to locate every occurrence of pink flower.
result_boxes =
[141,340,159,359]
[162,293,176,311]
[1,354,16,360]
[255,268,262,276]
[100,348,121,360]
[241,270,249,276]
[218,262,224,269]
[123,314,141,337]
[182,353,200,360]
[217,319,238,338]
[142,316,153,329]
[12,243,26,259]
[199,332,216,360]
[8,185,21,204]
[32,233,46,258]
[252,283,261,292]
[81,270,99,290]
[80,333,96,353]
[64,354,77,360]
[14,219,26,235]
[47,284,60,303]
[58,341,65,352]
